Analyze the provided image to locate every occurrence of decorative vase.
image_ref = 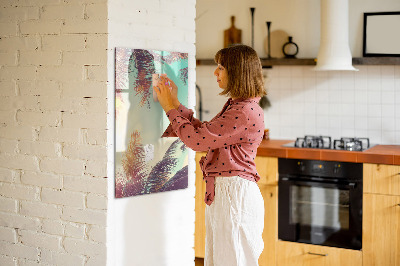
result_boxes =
[282,36,299,58]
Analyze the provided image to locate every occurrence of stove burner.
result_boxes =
[333,137,370,151]
[295,135,332,149]
[286,136,372,151]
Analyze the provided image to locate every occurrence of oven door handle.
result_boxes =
[280,177,357,189]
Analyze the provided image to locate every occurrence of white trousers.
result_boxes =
[205,176,264,266]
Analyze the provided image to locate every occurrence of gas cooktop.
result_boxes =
[282,135,374,151]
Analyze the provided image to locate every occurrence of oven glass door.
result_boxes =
[292,184,349,238]
[278,177,362,250]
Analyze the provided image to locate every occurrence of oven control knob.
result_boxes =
[334,164,341,174]
[297,161,305,171]
[334,168,339,174]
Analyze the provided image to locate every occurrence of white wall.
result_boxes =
[265,65,400,144]
[196,0,319,58]
[197,64,400,145]
[0,1,108,265]
[107,1,197,266]
[196,0,400,145]
[196,0,400,58]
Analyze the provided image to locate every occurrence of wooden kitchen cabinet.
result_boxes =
[256,156,278,266]
[363,193,400,266]
[363,163,400,266]
[195,152,207,258]
[255,156,278,186]
[258,184,278,266]
[364,163,400,196]
[276,241,362,266]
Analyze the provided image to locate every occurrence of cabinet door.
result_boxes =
[364,164,400,196]
[255,156,278,186]
[277,241,362,266]
[195,152,207,258]
[363,193,400,266]
[259,185,278,266]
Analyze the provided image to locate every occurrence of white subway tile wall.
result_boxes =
[196,65,400,145]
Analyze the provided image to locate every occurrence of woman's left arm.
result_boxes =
[164,107,249,152]
[155,78,253,152]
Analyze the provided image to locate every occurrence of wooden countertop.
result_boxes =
[257,139,400,165]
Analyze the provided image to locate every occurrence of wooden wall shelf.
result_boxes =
[352,57,400,65]
[196,57,400,67]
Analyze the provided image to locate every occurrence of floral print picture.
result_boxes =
[115,48,189,198]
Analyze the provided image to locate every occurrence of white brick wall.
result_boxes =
[64,222,85,239]
[0,0,108,265]
[0,226,17,243]
[40,249,85,266]
[2,0,198,264]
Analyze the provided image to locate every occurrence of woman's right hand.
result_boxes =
[160,75,180,108]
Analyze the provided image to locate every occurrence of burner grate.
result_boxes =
[295,135,332,149]
[333,137,370,151]
[287,136,371,151]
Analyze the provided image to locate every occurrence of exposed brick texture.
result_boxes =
[0,1,108,264]
[1,0,197,264]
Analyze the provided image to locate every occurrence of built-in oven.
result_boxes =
[278,158,363,250]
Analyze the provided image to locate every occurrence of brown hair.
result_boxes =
[214,44,266,99]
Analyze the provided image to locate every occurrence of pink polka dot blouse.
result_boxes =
[161,97,265,205]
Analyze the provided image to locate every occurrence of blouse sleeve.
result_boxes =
[161,103,202,138]
[165,106,249,152]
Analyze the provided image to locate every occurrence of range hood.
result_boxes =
[314,0,358,71]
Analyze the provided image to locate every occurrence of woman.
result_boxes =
[155,44,266,266]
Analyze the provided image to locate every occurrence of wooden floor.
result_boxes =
[195,257,204,266]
